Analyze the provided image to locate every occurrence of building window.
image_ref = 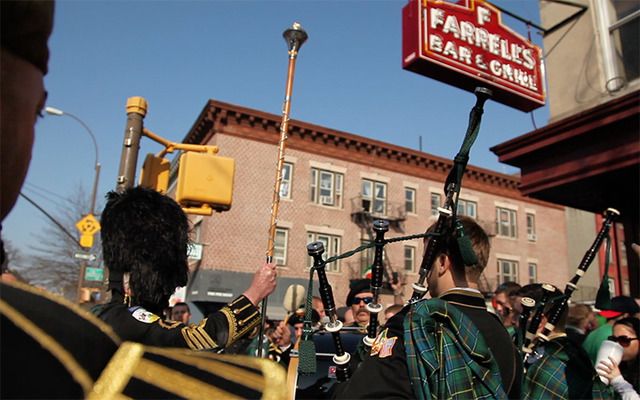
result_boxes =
[497,259,519,284]
[609,2,640,86]
[310,168,343,207]
[430,193,441,216]
[404,246,415,272]
[457,199,477,219]
[528,263,537,284]
[307,232,341,272]
[405,187,416,214]
[279,162,293,199]
[526,213,536,241]
[362,179,387,215]
[496,207,517,238]
[274,228,288,266]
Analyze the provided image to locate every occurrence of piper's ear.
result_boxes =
[438,254,449,275]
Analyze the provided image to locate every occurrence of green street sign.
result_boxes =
[84,267,104,282]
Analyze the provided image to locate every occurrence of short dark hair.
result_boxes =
[495,281,521,296]
[172,302,190,313]
[101,187,189,314]
[425,216,490,281]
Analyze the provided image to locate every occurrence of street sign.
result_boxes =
[74,252,97,262]
[76,214,101,249]
[84,267,104,282]
[188,243,203,260]
[76,213,101,235]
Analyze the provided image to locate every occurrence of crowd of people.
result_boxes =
[1,1,639,399]
[487,281,640,400]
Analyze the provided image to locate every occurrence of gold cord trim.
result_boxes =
[151,348,266,393]
[0,299,94,395]
[2,280,121,343]
[220,307,238,344]
[89,342,144,399]
[135,358,243,400]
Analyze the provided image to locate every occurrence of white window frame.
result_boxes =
[457,199,477,219]
[279,162,293,199]
[594,0,640,92]
[404,245,416,272]
[496,207,517,238]
[405,187,416,214]
[526,213,536,241]
[430,193,441,216]
[274,228,288,266]
[307,232,341,272]
[310,168,343,208]
[497,258,519,284]
[362,179,387,216]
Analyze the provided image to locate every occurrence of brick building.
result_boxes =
[175,100,570,318]
[492,0,639,297]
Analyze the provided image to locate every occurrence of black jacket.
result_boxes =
[335,289,522,399]
[95,295,260,350]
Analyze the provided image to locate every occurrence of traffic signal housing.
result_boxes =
[175,151,235,212]
[139,154,170,194]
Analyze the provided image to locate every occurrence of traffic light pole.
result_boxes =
[116,97,147,192]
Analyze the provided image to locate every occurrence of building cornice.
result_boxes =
[183,100,560,208]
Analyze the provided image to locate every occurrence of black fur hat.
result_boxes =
[101,187,189,313]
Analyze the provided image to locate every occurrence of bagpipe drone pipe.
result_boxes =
[296,88,494,385]
[519,208,620,364]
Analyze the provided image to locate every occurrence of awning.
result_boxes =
[186,269,318,320]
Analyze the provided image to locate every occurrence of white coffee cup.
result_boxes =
[594,339,624,384]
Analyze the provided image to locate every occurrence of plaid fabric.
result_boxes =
[524,338,615,400]
[403,298,507,400]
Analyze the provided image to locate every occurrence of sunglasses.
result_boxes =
[608,335,639,348]
[353,296,374,305]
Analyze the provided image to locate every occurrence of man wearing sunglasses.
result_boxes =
[345,279,374,333]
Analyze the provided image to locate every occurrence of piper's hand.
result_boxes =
[243,262,277,306]
[273,320,291,348]
[595,357,622,382]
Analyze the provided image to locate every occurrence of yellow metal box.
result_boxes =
[175,152,235,211]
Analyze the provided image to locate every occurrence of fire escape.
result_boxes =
[350,195,407,284]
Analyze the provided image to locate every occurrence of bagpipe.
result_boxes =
[294,88,493,388]
[519,208,620,363]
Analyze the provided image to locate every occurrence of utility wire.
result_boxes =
[24,181,69,203]
[22,185,69,211]
[18,192,81,248]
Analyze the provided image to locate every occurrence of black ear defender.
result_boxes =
[454,219,478,267]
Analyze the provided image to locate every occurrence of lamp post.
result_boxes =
[45,106,101,304]
[45,107,101,215]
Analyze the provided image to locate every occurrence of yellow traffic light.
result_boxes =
[140,154,170,194]
[175,151,235,212]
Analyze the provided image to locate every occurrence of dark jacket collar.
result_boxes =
[439,288,487,310]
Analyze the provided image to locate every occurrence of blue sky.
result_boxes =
[4,0,548,255]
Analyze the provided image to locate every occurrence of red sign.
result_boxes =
[402,0,545,111]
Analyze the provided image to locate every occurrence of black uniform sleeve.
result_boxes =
[334,309,414,399]
[184,295,261,350]
[97,295,260,351]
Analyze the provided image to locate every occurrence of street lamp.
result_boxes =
[45,107,101,215]
[45,106,102,304]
